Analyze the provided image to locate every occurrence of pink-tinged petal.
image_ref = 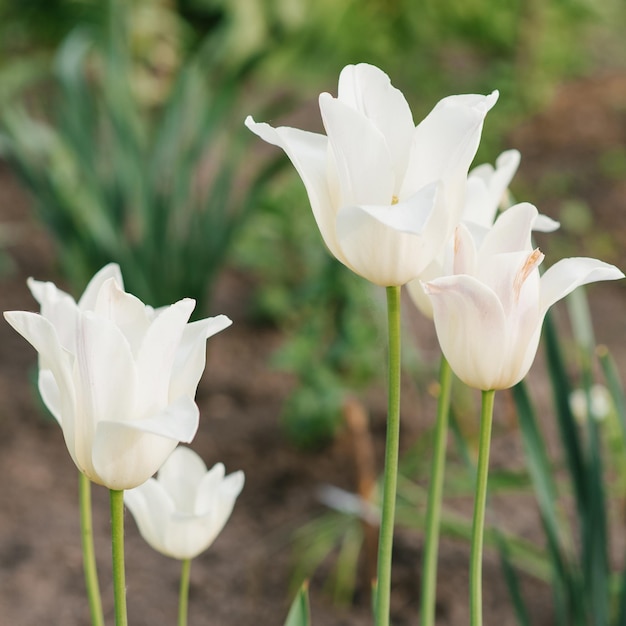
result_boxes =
[169,315,232,401]
[400,91,499,198]
[125,479,174,553]
[337,64,414,178]
[93,278,152,354]
[158,447,207,513]
[452,223,478,275]
[425,274,509,390]
[540,258,625,314]
[335,183,441,285]
[479,203,537,258]
[319,93,395,205]
[92,396,199,489]
[135,298,195,416]
[78,263,124,310]
[244,116,342,260]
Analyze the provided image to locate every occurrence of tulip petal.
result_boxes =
[195,463,226,515]
[337,63,414,179]
[319,93,395,205]
[92,396,199,489]
[400,91,499,198]
[27,278,81,352]
[244,116,343,261]
[93,278,152,354]
[170,315,232,401]
[425,274,509,390]
[135,298,195,416]
[38,369,62,425]
[540,257,625,314]
[4,311,74,420]
[158,446,208,513]
[78,263,124,310]
[533,214,560,233]
[479,203,537,259]
[125,479,174,554]
[336,182,441,285]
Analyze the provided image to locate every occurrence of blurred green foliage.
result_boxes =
[0,1,280,314]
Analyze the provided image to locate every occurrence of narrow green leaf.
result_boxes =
[284,581,311,626]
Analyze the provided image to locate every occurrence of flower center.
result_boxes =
[391,195,399,205]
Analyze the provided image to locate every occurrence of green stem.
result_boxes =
[79,473,105,626]
[470,389,496,626]
[375,285,402,626]
[110,489,128,626]
[178,558,192,626]
[420,356,453,626]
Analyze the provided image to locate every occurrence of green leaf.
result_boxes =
[284,582,311,626]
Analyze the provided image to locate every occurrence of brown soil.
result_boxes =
[2,72,626,626]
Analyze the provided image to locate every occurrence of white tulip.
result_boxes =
[246,63,498,286]
[423,203,624,390]
[4,263,232,489]
[124,446,244,560]
[407,150,559,318]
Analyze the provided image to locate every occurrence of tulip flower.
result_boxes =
[407,150,559,318]
[246,63,498,286]
[423,203,624,390]
[4,263,232,490]
[124,446,244,560]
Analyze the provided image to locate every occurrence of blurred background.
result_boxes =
[1,1,626,624]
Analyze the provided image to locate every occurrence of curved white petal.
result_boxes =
[540,257,625,314]
[125,479,174,554]
[38,369,62,425]
[195,463,226,515]
[78,263,124,310]
[400,91,499,198]
[92,396,199,489]
[336,183,441,286]
[337,63,414,180]
[135,298,195,416]
[244,116,342,260]
[93,278,152,354]
[425,274,510,390]
[479,202,537,258]
[319,93,395,205]
[533,214,560,233]
[158,446,208,513]
[169,315,232,401]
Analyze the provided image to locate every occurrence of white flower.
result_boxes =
[407,150,559,318]
[4,263,232,490]
[246,63,498,286]
[423,203,624,390]
[124,446,244,560]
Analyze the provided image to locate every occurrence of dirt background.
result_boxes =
[2,73,626,625]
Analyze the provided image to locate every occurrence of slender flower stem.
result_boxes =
[375,285,402,626]
[178,558,192,626]
[469,389,496,626]
[420,356,453,626]
[79,473,105,626]
[110,489,128,626]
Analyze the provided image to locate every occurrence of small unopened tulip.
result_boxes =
[124,446,244,560]
[4,263,232,490]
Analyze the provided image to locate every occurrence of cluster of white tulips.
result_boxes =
[4,263,243,626]
[247,63,624,626]
[4,62,624,626]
